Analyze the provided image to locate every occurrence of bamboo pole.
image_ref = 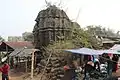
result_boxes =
[34,54,36,68]
[40,51,52,80]
[31,49,35,80]
[6,44,9,63]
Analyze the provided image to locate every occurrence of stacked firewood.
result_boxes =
[49,57,64,80]
[40,56,65,80]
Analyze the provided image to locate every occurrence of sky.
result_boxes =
[0,0,120,39]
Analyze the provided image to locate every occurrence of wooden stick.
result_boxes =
[34,55,36,69]
[31,49,35,80]
[40,51,52,80]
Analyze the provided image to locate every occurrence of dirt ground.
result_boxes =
[0,69,47,80]
[0,68,118,80]
[0,63,120,80]
[0,69,29,80]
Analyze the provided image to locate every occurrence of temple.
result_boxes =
[33,5,72,48]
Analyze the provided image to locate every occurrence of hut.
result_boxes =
[9,48,40,73]
[98,36,120,49]
[0,41,41,73]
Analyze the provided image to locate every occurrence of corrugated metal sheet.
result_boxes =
[9,48,40,57]
[5,41,34,49]
[0,41,34,52]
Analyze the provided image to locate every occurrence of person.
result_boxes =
[106,55,113,77]
[73,60,82,80]
[83,59,95,80]
[84,55,91,62]
[62,60,76,80]
[0,62,10,80]
[93,55,100,72]
[112,54,119,72]
[99,53,107,64]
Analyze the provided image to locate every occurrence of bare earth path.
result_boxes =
[8,69,120,80]
[9,69,25,80]
[0,62,120,80]
[0,69,29,80]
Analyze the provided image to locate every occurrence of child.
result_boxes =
[0,61,10,80]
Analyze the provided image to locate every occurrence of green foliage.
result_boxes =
[71,24,102,49]
[22,32,33,41]
[0,36,5,41]
[70,25,91,48]
[44,23,102,57]
[45,40,75,57]
[86,25,116,37]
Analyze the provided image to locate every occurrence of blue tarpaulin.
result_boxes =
[65,47,120,55]
[110,44,120,50]
[65,48,103,55]
[98,49,120,55]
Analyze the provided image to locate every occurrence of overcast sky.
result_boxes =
[1,0,120,39]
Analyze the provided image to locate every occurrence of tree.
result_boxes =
[86,25,116,37]
[71,24,102,49]
[22,32,33,41]
[45,23,102,57]
[0,36,5,42]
